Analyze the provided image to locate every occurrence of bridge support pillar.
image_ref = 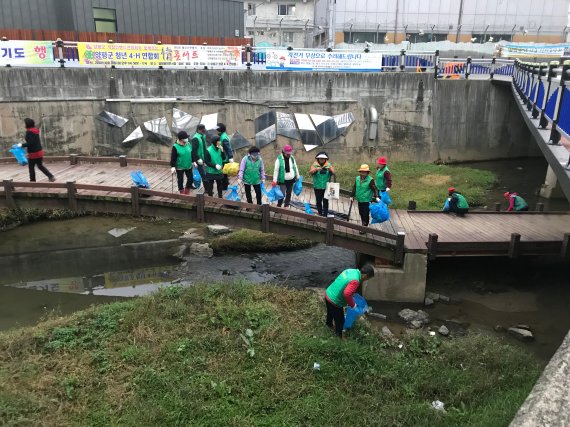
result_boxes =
[362,253,427,303]
[539,165,565,199]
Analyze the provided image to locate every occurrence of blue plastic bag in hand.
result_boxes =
[267,185,284,203]
[293,175,303,196]
[192,168,202,189]
[381,190,392,205]
[225,185,241,202]
[9,144,28,166]
[130,170,150,189]
[304,202,313,214]
[442,198,450,212]
[370,201,390,224]
[344,294,368,330]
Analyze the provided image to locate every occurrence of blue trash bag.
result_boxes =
[381,190,392,205]
[304,202,313,214]
[225,185,241,202]
[192,168,202,189]
[293,175,303,196]
[370,201,390,224]
[267,185,284,203]
[130,170,150,189]
[9,144,28,166]
[442,198,450,212]
[344,294,369,330]
[260,181,269,196]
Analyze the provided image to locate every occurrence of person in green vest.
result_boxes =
[191,124,208,180]
[375,156,392,193]
[446,187,469,216]
[325,264,375,338]
[238,146,265,205]
[504,191,529,212]
[272,145,300,208]
[203,135,227,197]
[216,123,234,191]
[351,164,380,231]
[310,151,336,217]
[170,131,193,194]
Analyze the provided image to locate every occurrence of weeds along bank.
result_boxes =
[0,283,540,426]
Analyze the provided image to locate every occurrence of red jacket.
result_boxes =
[22,128,45,159]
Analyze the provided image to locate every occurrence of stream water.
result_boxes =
[1,159,569,362]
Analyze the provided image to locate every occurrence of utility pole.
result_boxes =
[455,0,464,43]
[394,0,399,44]
[328,0,336,49]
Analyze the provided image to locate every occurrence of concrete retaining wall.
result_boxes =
[0,69,540,164]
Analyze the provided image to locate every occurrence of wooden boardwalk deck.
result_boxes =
[1,158,569,259]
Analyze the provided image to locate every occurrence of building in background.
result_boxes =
[0,0,244,43]
[314,0,570,48]
[244,0,315,48]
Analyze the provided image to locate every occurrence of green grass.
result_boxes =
[0,283,540,426]
[0,208,86,230]
[268,162,497,210]
[210,229,313,254]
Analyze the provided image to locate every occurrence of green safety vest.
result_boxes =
[375,166,390,191]
[355,175,373,202]
[512,195,528,211]
[206,145,223,175]
[174,141,192,170]
[325,269,361,307]
[243,157,262,185]
[312,161,332,190]
[220,132,232,162]
[453,192,469,209]
[192,132,206,160]
[277,154,298,184]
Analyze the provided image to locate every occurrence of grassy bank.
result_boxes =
[211,229,313,253]
[270,161,496,210]
[0,208,86,231]
[0,283,540,426]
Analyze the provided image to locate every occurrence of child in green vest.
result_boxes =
[310,151,336,217]
[504,192,529,212]
[446,187,469,216]
[351,164,380,231]
[238,146,265,205]
[170,131,193,194]
[375,156,392,193]
[325,264,375,338]
[272,145,300,208]
[203,136,227,197]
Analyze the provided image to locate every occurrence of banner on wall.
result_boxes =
[0,40,54,66]
[500,43,570,58]
[77,42,242,68]
[265,49,383,71]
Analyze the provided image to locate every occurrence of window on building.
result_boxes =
[343,31,376,44]
[408,32,448,43]
[247,3,256,16]
[248,30,255,36]
[93,7,117,33]
[283,32,295,43]
[471,33,512,42]
[278,4,296,16]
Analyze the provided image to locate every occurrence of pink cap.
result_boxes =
[283,145,293,153]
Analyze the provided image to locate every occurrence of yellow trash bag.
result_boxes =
[222,162,239,177]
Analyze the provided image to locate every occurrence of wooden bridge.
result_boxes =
[1,156,569,262]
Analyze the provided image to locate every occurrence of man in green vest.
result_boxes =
[191,124,207,180]
[216,123,234,191]
[325,264,375,338]
[504,192,529,212]
[170,131,193,194]
[203,135,227,197]
[310,151,336,217]
[446,187,469,216]
[375,156,392,193]
[351,164,379,231]
[238,146,265,205]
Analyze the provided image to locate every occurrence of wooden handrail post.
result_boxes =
[407,200,417,211]
[196,193,205,222]
[427,233,438,261]
[261,203,270,233]
[494,202,501,212]
[3,179,16,209]
[66,180,78,212]
[561,233,570,260]
[119,155,127,167]
[394,231,406,265]
[325,216,334,245]
[131,186,140,216]
[535,202,544,212]
[508,233,521,258]
[70,154,79,165]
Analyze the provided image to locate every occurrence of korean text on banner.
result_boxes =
[265,49,383,72]
[77,42,243,68]
[0,40,54,66]
[501,43,570,58]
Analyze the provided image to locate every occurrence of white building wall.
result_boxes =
[245,0,315,48]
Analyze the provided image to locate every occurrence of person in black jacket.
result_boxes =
[191,124,208,180]
[17,118,55,182]
[203,135,227,197]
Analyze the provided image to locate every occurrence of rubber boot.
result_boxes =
[183,188,190,195]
